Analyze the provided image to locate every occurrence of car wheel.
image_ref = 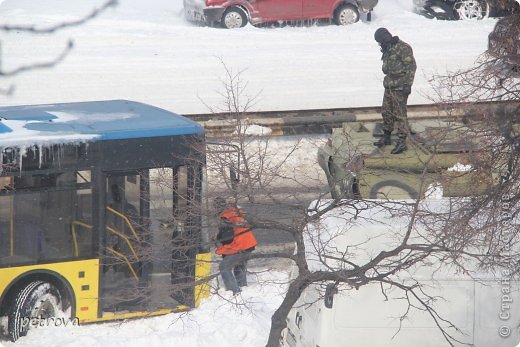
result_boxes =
[221,7,247,29]
[454,0,490,20]
[8,281,64,341]
[333,4,359,26]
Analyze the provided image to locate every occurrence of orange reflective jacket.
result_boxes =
[215,207,257,255]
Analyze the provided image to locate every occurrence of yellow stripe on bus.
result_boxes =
[0,259,100,321]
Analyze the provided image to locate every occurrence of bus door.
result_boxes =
[101,171,148,312]
[145,165,204,309]
[169,164,203,307]
[100,165,204,313]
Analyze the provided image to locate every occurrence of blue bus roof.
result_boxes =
[0,100,204,147]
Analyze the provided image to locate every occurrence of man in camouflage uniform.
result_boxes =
[373,27,417,154]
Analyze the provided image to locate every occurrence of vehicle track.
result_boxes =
[186,100,520,137]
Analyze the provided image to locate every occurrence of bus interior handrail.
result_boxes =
[71,221,94,257]
[106,247,139,280]
[71,206,141,266]
[105,226,140,261]
[71,221,140,280]
[106,206,141,243]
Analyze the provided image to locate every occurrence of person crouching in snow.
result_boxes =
[214,197,257,295]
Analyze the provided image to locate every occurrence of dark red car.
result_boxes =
[184,0,378,28]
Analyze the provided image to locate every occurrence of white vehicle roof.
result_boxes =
[305,199,517,280]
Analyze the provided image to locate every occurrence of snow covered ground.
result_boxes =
[2,269,292,347]
[0,0,516,346]
[0,0,498,115]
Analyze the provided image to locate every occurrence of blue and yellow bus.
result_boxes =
[0,100,211,341]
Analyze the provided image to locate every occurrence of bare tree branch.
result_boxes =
[0,0,118,80]
[0,0,118,34]
[0,40,73,77]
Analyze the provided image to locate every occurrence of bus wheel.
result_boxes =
[8,281,63,341]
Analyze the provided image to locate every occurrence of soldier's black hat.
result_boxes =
[374,28,393,43]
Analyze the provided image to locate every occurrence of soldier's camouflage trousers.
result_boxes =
[381,88,410,139]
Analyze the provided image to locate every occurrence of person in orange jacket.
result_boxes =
[214,197,257,295]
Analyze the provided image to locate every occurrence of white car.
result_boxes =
[281,200,520,347]
[413,0,516,20]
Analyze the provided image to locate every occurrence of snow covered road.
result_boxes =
[0,0,497,115]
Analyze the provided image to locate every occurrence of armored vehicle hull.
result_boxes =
[318,119,497,200]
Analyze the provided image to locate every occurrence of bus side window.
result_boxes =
[72,172,93,258]
[0,194,13,262]
[3,172,95,263]
[11,190,46,261]
[0,177,14,262]
[74,187,93,258]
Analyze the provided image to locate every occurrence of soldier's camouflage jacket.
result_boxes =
[381,37,417,90]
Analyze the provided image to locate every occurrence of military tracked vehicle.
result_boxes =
[318,118,500,200]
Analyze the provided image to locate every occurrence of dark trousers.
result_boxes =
[382,88,410,140]
[219,250,252,293]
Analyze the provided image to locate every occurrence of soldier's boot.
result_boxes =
[391,138,407,154]
[373,130,392,148]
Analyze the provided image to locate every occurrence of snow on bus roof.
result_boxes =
[0,100,203,147]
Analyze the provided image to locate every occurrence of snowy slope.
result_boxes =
[0,0,497,114]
